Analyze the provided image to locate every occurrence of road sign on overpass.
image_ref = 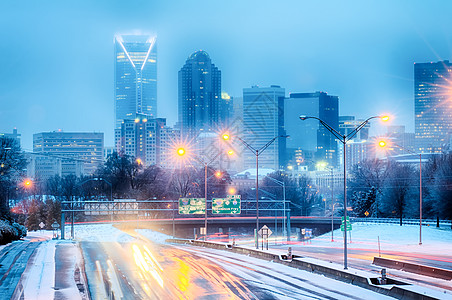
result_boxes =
[179,198,206,214]
[212,195,241,214]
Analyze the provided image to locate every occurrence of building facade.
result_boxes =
[33,131,104,175]
[285,92,339,168]
[414,60,452,153]
[178,50,222,136]
[0,129,21,147]
[339,116,370,141]
[115,114,175,168]
[242,85,285,171]
[115,35,157,129]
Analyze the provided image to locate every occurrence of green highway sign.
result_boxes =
[340,216,352,231]
[212,195,241,214]
[341,224,352,231]
[178,198,205,214]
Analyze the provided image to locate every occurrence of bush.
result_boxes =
[0,219,27,245]
[12,222,27,238]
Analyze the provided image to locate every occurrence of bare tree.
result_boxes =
[348,159,387,217]
[0,137,27,220]
[381,161,415,225]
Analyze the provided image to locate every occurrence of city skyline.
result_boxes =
[1,1,452,150]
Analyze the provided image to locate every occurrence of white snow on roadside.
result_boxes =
[311,222,452,256]
[136,228,171,244]
[65,223,136,243]
[54,241,85,299]
[22,240,56,300]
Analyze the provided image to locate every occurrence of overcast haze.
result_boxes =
[1,0,452,150]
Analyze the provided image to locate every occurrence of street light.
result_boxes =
[235,134,289,249]
[264,175,288,242]
[378,139,423,245]
[300,115,388,269]
[176,145,232,241]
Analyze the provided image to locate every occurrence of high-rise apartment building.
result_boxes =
[285,92,339,167]
[33,132,104,175]
[114,35,157,129]
[415,60,452,153]
[242,85,285,170]
[178,50,221,136]
[115,114,175,168]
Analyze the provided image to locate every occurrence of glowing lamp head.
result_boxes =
[378,140,387,148]
[222,133,230,140]
[215,171,222,178]
[227,150,234,156]
[381,115,390,122]
[24,179,32,187]
[177,148,186,156]
[228,187,236,195]
[136,158,142,165]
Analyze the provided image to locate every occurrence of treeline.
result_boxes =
[348,154,452,226]
[0,137,27,244]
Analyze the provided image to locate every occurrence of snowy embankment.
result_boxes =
[312,222,452,256]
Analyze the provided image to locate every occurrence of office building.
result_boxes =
[415,60,452,153]
[285,92,339,168]
[385,125,415,155]
[115,114,174,168]
[33,131,104,175]
[26,153,84,180]
[339,116,370,141]
[0,129,21,148]
[115,35,157,129]
[178,50,221,136]
[242,85,285,170]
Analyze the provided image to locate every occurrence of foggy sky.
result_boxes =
[1,0,452,150]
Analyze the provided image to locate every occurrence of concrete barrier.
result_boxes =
[373,257,452,281]
[167,238,440,300]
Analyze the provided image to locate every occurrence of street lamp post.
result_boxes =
[236,135,289,249]
[378,140,423,245]
[264,176,287,242]
[177,146,228,241]
[300,115,388,269]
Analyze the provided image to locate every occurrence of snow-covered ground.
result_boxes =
[12,230,88,300]
[312,222,452,256]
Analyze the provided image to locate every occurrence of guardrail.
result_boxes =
[353,217,452,226]
[373,257,452,281]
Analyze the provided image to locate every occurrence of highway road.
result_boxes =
[79,232,393,300]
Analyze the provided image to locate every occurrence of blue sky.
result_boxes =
[1,0,452,149]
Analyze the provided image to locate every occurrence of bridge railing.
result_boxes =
[353,217,451,226]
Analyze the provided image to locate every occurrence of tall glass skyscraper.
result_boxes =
[414,60,452,153]
[284,92,339,167]
[243,85,286,170]
[178,50,221,136]
[114,35,157,129]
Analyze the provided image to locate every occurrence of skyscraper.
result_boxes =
[415,60,452,153]
[114,35,157,129]
[115,114,174,167]
[284,92,339,167]
[243,85,285,170]
[178,50,221,136]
